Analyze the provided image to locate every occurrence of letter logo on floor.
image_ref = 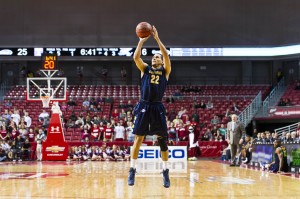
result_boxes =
[134,146,187,161]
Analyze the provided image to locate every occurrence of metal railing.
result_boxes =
[257,77,286,117]
[0,80,13,102]
[274,122,300,137]
[238,91,262,127]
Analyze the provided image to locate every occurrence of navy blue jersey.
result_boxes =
[141,66,168,102]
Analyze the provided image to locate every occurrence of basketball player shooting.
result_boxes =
[128,25,171,188]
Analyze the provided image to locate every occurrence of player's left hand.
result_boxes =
[152,26,159,40]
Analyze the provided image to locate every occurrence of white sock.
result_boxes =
[162,161,168,170]
[130,159,137,168]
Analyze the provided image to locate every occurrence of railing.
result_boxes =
[18,75,272,86]
[257,77,286,117]
[238,91,262,127]
[0,80,13,102]
[274,122,300,137]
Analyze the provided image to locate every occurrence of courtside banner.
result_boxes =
[132,146,187,161]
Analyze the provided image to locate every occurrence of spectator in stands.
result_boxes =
[278,98,286,106]
[178,108,188,119]
[191,110,200,123]
[11,110,21,127]
[2,109,11,125]
[260,132,267,143]
[177,122,188,141]
[231,102,240,114]
[218,124,227,140]
[67,97,77,107]
[199,100,206,109]
[119,100,126,108]
[4,100,12,108]
[168,122,178,142]
[12,135,23,162]
[10,127,20,141]
[19,123,28,140]
[285,132,293,142]
[92,116,101,125]
[96,104,102,112]
[119,109,126,119]
[173,89,182,99]
[0,146,6,162]
[24,112,32,129]
[101,115,109,125]
[265,131,272,143]
[172,115,183,126]
[112,109,119,120]
[114,122,125,141]
[27,128,35,142]
[90,124,100,141]
[126,100,134,111]
[190,117,199,129]
[284,98,292,106]
[211,125,218,135]
[75,115,84,128]
[0,125,8,141]
[206,100,213,109]
[210,115,220,125]
[271,132,278,143]
[126,122,134,142]
[214,130,223,141]
[21,138,31,160]
[42,116,50,128]
[192,100,199,109]
[38,110,49,123]
[295,82,300,90]
[165,95,175,104]
[167,109,176,122]
[82,98,90,109]
[60,102,68,112]
[291,131,298,142]
[89,105,97,112]
[103,123,113,142]
[90,98,97,107]
[81,127,90,142]
[66,119,75,128]
[202,128,213,141]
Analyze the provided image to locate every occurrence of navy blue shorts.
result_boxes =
[132,101,168,136]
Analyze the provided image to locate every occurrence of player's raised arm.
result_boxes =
[152,26,171,78]
[133,36,150,73]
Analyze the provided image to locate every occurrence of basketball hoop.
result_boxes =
[41,95,51,108]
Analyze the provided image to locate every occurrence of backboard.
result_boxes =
[26,70,67,102]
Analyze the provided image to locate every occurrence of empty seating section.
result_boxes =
[1,84,270,141]
[280,82,300,106]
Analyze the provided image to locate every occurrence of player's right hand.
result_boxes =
[139,35,150,42]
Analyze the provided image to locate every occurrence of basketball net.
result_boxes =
[41,95,51,108]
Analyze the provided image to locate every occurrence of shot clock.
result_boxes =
[41,54,57,70]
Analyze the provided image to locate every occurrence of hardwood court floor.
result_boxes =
[0,160,299,199]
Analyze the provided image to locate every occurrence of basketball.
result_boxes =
[136,22,152,38]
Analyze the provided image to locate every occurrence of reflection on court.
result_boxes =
[0,160,299,199]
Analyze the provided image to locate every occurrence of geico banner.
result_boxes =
[132,146,187,161]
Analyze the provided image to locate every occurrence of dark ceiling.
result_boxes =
[0,0,299,47]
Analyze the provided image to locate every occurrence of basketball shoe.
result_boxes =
[162,169,170,188]
[128,167,136,186]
